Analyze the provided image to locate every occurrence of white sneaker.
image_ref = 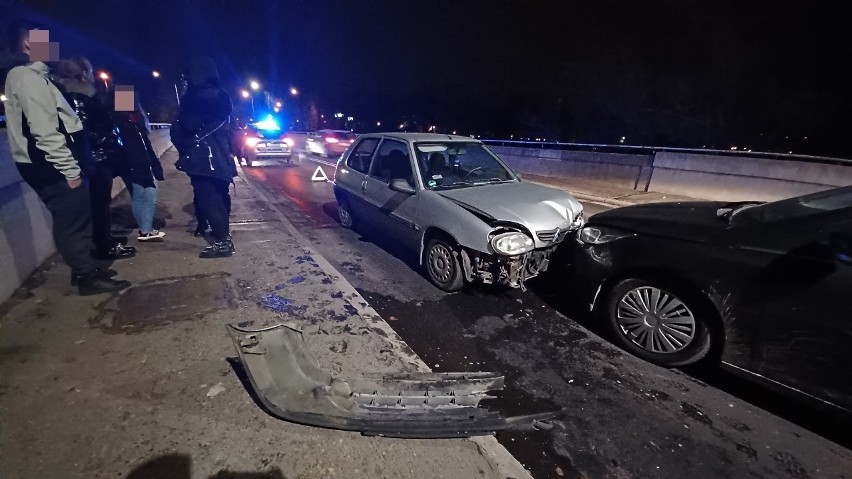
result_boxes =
[138,230,166,242]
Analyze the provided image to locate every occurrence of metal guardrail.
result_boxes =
[480,139,852,167]
[142,123,850,167]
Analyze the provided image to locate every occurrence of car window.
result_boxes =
[370,139,414,184]
[347,138,379,174]
[415,142,516,189]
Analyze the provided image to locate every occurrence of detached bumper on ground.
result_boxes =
[228,323,559,438]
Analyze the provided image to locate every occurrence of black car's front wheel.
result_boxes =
[604,279,714,367]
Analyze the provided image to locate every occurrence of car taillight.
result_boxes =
[325,137,339,144]
[284,137,294,147]
[245,137,260,147]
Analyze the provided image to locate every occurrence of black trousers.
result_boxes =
[190,176,231,241]
[33,181,97,277]
[89,162,116,251]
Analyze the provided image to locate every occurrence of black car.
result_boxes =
[571,185,852,415]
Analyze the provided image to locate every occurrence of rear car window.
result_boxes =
[347,138,379,174]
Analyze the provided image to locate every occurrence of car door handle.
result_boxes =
[360,180,367,193]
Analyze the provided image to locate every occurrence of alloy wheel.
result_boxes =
[616,286,696,354]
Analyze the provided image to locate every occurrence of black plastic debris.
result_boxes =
[288,275,307,284]
[227,323,561,438]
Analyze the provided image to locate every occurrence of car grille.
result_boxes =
[537,228,569,244]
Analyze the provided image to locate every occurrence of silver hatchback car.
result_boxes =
[333,133,584,291]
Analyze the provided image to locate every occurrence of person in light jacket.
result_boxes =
[1,24,130,295]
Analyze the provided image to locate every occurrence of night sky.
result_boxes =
[4,0,851,156]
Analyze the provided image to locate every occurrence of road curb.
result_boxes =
[236,164,535,479]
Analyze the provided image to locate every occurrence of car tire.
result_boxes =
[337,198,356,229]
[424,238,464,292]
[603,278,714,367]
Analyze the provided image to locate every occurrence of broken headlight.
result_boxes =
[491,232,535,255]
[570,210,585,229]
[577,226,633,245]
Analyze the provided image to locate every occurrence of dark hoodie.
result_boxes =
[53,75,123,168]
[170,56,236,181]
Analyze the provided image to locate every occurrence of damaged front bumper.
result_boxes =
[227,323,560,438]
[460,246,557,291]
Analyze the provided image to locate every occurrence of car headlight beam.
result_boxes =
[491,232,535,255]
[577,226,633,245]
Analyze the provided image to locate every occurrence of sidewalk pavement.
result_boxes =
[522,174,699,208]
[0,148,533,479]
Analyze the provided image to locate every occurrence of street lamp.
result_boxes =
[98,71,110,89]
[240,89,255,117]
[275,101,282,108]
[250,80,260,91]
[152,70,161,78]
[290,87,298,96]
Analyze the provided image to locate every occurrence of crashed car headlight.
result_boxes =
[491,232,535,255]
[570,211,585,229]
[577,226,633,245]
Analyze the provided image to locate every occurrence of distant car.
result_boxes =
[570,186,852,415]
[306,129,356,158]
[333,133,584,292]
[238,117,293,167]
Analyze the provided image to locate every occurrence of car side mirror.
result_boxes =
[389,178,415,195]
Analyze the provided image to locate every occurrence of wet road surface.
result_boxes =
[243,154,852,479]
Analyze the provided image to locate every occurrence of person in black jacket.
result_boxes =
[53,57,136,259]
[170,56,237,258]
[115,100,166,242]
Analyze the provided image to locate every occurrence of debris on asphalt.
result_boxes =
[206,383,226,397]
[288,275,307,284]
[274,283,287,290]
[227,323,562,438]
[259,294,295,313]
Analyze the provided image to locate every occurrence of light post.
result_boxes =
[241,89,254,117]
[98,71,110,89]
[289,87,298,96]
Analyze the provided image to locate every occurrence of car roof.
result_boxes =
[358,132,481,143]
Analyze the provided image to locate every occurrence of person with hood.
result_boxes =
[170,55,236,258]
[114,99,166,242]
[1,24,130,295]
[52,56,136,259]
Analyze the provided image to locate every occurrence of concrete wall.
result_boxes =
[0,128,172,304]
[489,144,852,202]
[0,131,57,303]
[650,152,852,202]
[490,146,653,190]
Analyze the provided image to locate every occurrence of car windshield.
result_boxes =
[737,185,852,222]
[415,142,516,190]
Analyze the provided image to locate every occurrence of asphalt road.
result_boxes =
[243,154,852,479]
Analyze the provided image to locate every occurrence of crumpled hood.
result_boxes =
[438,181,583,239]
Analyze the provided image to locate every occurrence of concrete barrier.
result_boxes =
[0,127,171,303]
[487,144,852,202]
[650,152,852,202]
[0,131,57,303]
[490,146,653,190]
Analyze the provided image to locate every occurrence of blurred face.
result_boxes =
[114,86,135,112]
[25,29,59,62]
